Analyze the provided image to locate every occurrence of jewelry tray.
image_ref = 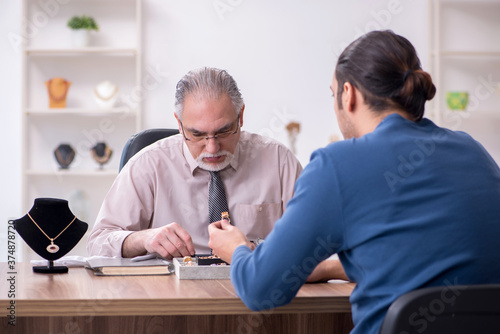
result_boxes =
[195,253,228,265]
[173,255,230,280]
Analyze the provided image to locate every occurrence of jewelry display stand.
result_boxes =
[54,143,76,169]
[34,260,70,274]
[13,198,88,274]
[90,142,113,169]
[93,80,119,109]
[45,77,71,108]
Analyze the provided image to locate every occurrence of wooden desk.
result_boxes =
[1,262,354,334]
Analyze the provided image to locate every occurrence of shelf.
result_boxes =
[442,109,500,118]
[60,0,137,3]
[439,51,500,58]
[440,0,500,6]
[26,169,119,177]
[26,47,137,56]
[21,0,142,262]
[26,108,138,116]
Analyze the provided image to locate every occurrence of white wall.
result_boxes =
[0,0,428,260]
[141,0,428,166]
[1,1,23,258]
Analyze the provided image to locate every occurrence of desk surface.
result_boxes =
[1,262,354,317]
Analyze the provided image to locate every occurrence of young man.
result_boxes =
[208,31,500,334]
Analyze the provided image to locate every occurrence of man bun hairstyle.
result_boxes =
[335,30,436,121]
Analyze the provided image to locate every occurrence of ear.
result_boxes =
[174,113,182,134]
[239,105,245,128]
[343,82,357,113]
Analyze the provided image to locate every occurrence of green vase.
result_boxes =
[446,91,469,111]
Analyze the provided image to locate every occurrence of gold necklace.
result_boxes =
[91,145,112,164]
[27,213,77,254]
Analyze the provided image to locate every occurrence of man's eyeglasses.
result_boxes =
[180,115,240,145]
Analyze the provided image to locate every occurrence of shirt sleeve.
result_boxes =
[86,156,156,257]
[280,147,303,211]
[230,148,345,311]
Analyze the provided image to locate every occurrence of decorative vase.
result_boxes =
[446,91,469,111]
[72,29,89,48]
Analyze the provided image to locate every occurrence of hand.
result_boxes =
[208,219,252,263]
[123,222,195,259]
[144,223,196,259]
[306,259,350,282]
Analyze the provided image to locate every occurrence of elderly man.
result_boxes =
[87,67,302,258]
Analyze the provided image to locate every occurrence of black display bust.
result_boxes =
[13,198,88,274]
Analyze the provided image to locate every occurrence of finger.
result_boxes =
[161,223,195,257]
[207,229,220,250]
[162,228,192,257]
[208,224,224,246]
[149,239,174,260]
[148,225,187,258]
[175,227,196,256]
[210,220,223,229]
[145,231,172,259]
[208,224,215,235]
[158,238,184,258]
[208,223,222,235]
[220,219,232,230]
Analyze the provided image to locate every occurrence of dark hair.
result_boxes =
[335,30,436,121]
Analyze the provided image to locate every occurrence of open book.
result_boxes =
[86,256,174,276]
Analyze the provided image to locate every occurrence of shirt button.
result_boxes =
[259,206,263,212]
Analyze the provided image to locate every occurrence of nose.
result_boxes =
[204,137,220,154]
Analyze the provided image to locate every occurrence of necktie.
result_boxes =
[208,171,229,223]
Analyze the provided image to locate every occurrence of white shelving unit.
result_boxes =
[21,0,142,261]
[428,0,500,163]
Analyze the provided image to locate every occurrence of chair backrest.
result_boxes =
[119,128,179,171]
[379,284,500,334]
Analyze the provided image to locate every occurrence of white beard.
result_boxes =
[196,150,234,171]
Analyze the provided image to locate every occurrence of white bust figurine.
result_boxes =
[93,80,118,109]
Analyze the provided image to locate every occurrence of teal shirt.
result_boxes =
[230,114,500,334]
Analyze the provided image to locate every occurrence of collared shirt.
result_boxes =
[87,131,303,256]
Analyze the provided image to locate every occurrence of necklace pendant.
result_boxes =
[47,240,60,253]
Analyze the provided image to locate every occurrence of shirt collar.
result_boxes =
[182,135,241,176]
[182,140,199,175]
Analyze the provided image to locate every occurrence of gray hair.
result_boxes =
[174,67,244,120]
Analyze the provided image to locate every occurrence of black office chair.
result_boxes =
[119,128,179,171]
[379,284,500,334]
